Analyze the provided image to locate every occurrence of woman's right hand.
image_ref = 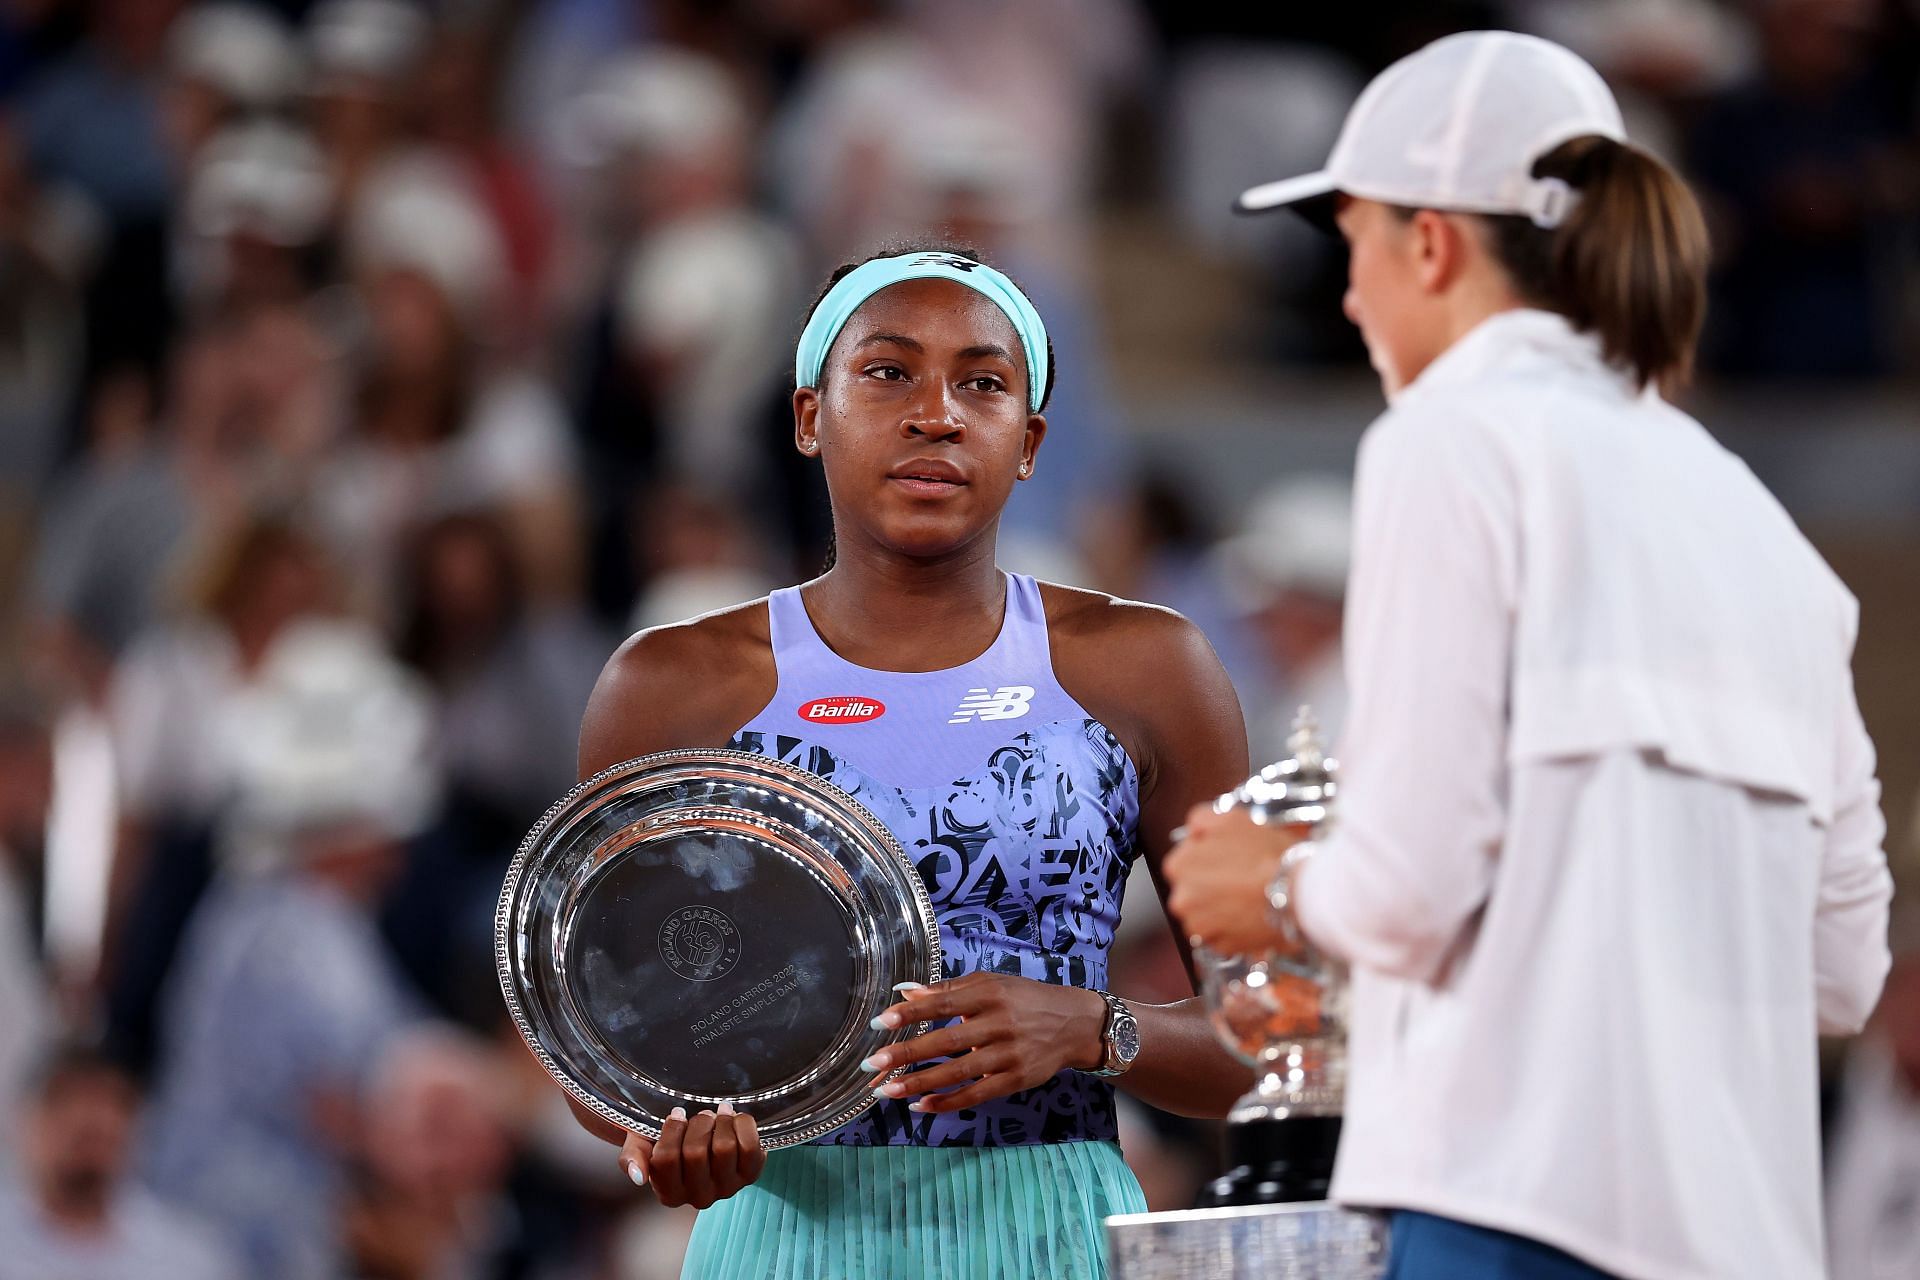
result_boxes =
[620,1103,768,1209]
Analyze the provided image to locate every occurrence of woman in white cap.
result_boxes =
[1163,30,1892,1280]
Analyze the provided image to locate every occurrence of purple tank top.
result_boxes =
[730,573,1140,1146]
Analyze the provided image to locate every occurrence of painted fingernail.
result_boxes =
[859,1054,886,1072]
[909,1100,932,1113]
[879,1081,906,1098]
[870,1085,890,1098]
[624,1159,646,1187]
[869,1011,902,1031]
[668,1106,687,1122]
[892,982,927,994]
[717,1101,736,1116]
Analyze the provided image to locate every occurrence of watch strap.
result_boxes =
[1085,989,1137,1078]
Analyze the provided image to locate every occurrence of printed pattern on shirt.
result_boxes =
[728,719,1139,1147]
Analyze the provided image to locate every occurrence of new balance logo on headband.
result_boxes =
[913,253,979,272]
[949,686,1035,724]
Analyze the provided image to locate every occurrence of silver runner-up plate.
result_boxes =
[497,748,943,1149]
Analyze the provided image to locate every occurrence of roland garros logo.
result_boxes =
[798,695,886,724]
[657,906,741,982]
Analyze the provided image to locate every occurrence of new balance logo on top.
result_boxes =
[948,686,1036,725]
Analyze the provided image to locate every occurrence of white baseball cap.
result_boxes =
[185,121,331,246]
[1236,30,1626,230]
[306,0,428,85]
[169,3,306,108]
[1216,476,1353,609]
[562,50,748,168]
[221,619,440,869]
[349,152,506,322]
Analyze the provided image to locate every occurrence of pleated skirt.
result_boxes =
[679,1140,1147,1280]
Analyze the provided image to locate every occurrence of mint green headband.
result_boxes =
[794,252,1050,413]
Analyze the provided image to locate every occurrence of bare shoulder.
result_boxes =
[576,599,778,778]
[1036,582,1246,794]
[1039,582,1222,676]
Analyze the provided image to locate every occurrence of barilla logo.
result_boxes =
[799,696,887,724]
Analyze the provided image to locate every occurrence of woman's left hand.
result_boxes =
[861,973,1109,1113]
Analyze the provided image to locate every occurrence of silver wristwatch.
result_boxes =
[1085,989,1140,1078]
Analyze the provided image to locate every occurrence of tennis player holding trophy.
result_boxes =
[500,244,1256,1279]
[1165,31,1894,1280]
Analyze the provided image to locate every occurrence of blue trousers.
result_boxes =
[1386,1211,1618,1279]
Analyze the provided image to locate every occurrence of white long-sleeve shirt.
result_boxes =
[1294,309,1893,1280]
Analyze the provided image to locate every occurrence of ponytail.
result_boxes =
[1482,136,1710,393]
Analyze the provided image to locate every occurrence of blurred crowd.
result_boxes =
[0,0,1916,1277]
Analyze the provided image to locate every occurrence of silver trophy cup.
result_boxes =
[1194,708,1345,1205]
[1106,708,1383,1278]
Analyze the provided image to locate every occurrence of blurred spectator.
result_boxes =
[175,121,332,319]
[398,509,607,825]
[1827,952,1920,1278]
[607,109,797,491]
[627,483,777,632]
[1686,0,1920,377]
[0,1045,240,1279]
[414,23,556,347]
[143,618,435,1280]
[18,0,178,223]
[162,3,305,163]
[1516,0,1756,155]
[28,307,336,707]
[567,49,799,609]
[0,688,54,1161]
[381,509,608,1023]
[101,515,337,1070]
[29,368,190,698]
[109,516,335,833]
[631,562,780,632]
[0,108,88,514]
[1163,40,1362,360]
[304,0,428,226]
[20,0,184,388]
[341,1029,521,1280]
[1079,468,1264,703]
[315,161,581,613]
[500,0,651,193]
[1214,475,1352,761]
[169,302,343,517]
[770,0,1149,260]
[30,302,341,708]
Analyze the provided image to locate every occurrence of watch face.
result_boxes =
[1115,1016,1142,1063]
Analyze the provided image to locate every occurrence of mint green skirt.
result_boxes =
[680,1141,1147,1279]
